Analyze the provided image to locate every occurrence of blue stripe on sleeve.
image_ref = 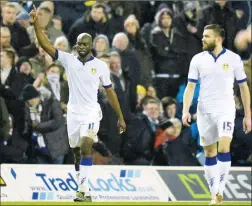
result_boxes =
[188,78,198,83]
[237,78,247,84]
[103,84,112,89]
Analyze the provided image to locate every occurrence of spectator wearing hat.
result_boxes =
[150,7,187,99]
[20,84,69,164]
[172,1,202,77]
[93,34,110,57]
[16,12,30,29]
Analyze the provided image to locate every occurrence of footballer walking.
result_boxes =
[182,24,251,205]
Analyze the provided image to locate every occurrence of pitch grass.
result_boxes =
[1,202,251,206]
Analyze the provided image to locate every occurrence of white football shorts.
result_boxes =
[67,112,100,148]
[197,111,235,147]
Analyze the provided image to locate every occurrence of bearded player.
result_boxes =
[182,24,251,205]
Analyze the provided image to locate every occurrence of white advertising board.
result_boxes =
[1,164,172,202]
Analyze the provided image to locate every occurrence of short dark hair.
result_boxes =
[141,96,156,107]
[204,24,225,40]
[92,3,105,11]
[161,97,177,110]
[46,62,64,73]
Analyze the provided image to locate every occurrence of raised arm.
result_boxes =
[29,5,56,59]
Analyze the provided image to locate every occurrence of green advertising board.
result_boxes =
[157,168,251,201]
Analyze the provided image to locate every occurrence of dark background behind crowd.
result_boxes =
[0,0,251,167]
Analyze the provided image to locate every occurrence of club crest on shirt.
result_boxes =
[201,136,205,143]
[91,68,97,74]
[222,64,229,71]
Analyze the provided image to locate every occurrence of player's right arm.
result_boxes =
[182,56,198,127]
[29,5,56,59]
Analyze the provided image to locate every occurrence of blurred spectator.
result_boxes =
[124,15,154,86]
[234,24,251,52]
[146,85,158,99]
[173,1,202,74]
[136,85,147,111]
[68,3,111,47]
[109,51,125,91]
[154,117,175,149]
[0,97,10,143]
[161,97,178,119]
[34,63,69,114]
[0,49,16,87]
[112,32,140,113]
[40,1,55,19]
[93,34,110,57]
[92,142,111,165]
[176,80,200,119]
[152,118,199,166]
[150,8,185,98]
[52,15,63,31]
[54,36,70,53]
[27,6,64,44]
[1,3,31,55]
[29,42,53,78]
[196,1,242,51]
[16,12,30,29]
[0,27,13,51]
[16,57,34,83]
[97,54,130,153]
[20,85,69,164]
[121,99,160,165]
[18,0,33,13]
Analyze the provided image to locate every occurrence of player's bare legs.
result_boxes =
[72,147,81,183]
[74,136,94,202]
[203,142,219,205]
[216,136,232,203]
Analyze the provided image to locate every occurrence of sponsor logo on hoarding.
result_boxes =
[32,192,54,200]
[0,176,8,198]
[158,170,251,201]
[178,174,211,198]
[2,165,169,202]
[0,176,6,187]
[35,170,154,193]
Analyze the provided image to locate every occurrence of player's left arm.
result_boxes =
[235,56,251,133]
[100,63,126,133]
[239,82,251,132]
[105,87,126,133]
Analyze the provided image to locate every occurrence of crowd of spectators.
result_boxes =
[0,0,251,167]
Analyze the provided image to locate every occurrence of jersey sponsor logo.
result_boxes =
[222,64,229,71]
[91,68,97,74]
